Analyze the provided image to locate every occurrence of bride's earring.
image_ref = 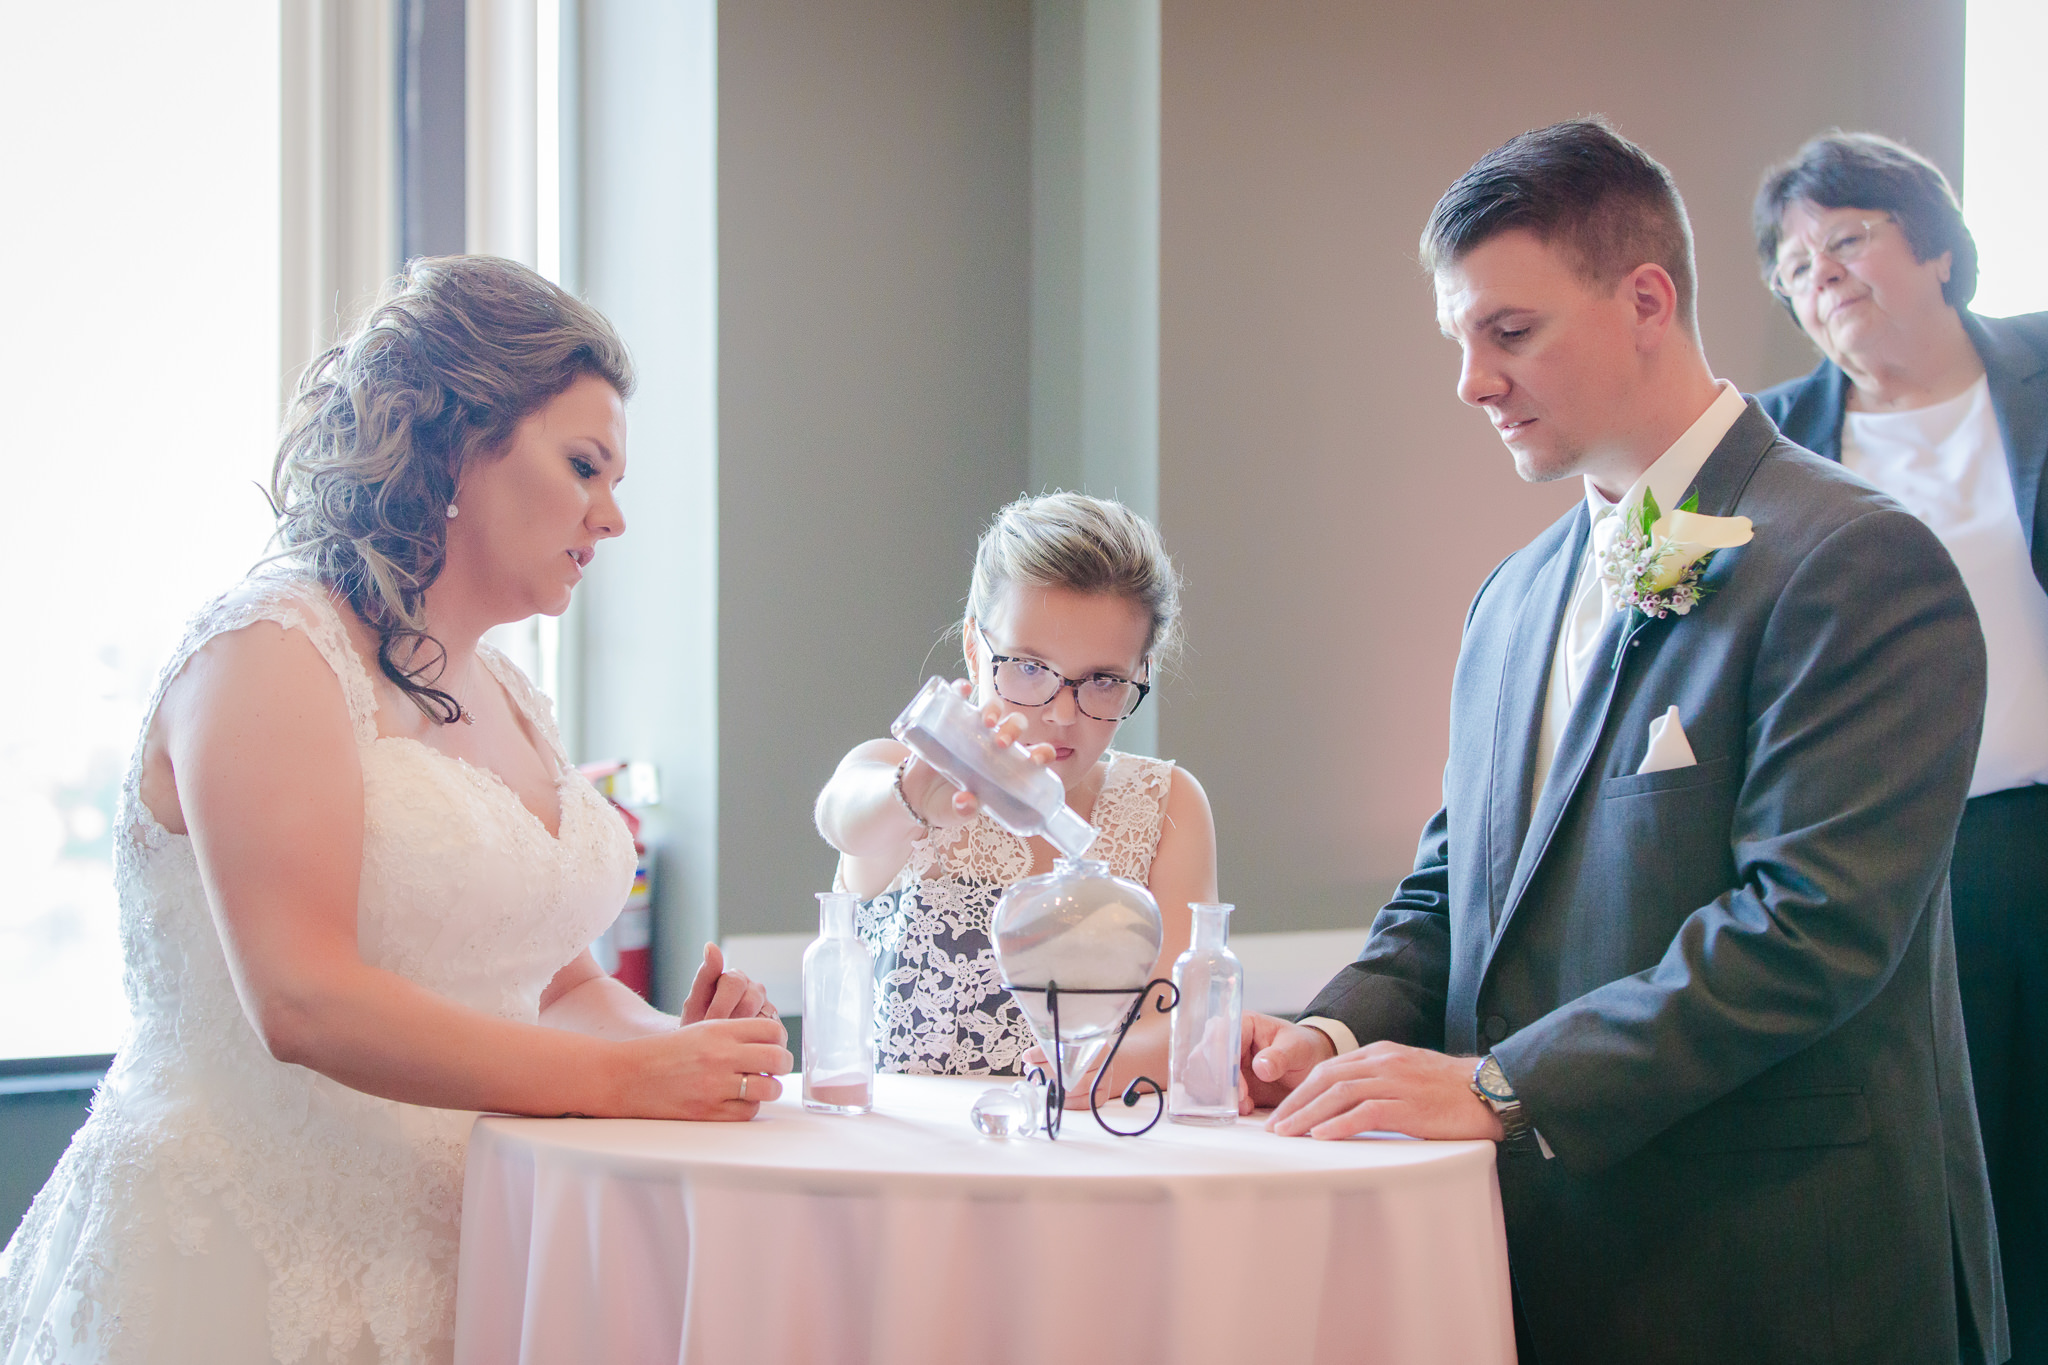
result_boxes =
[445,503,459,519]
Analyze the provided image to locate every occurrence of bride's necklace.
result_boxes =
[443,656,485,726]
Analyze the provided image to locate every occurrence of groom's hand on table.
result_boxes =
[1263,1039,1506,1142]
[1240,1013,1336,1111]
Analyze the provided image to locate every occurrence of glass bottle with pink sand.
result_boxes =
[803,891,875,1113]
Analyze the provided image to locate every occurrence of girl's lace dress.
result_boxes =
[853,750,1175,1076]
[0,575,634,1365]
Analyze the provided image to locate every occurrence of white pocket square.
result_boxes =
[1637,705,1697,775]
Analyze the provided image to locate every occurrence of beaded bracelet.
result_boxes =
[893,755,935,834]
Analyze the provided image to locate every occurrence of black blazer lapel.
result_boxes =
[1490,602,1633,959]
[1776,357,1848,462]
[1963,311,2048,585]
[1486,403,1779,962]
[1485,508,1590,932]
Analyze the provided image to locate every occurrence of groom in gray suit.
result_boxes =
[1241,121,2007,1363]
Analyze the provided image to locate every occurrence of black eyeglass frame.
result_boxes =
[975,624,1152,722]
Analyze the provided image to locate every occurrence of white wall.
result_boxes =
[1156,0,1966,932]
[576,0,722,1003]
[573,0,1060,966]
[716,0,1035,936]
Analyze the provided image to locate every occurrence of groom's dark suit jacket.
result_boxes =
[1304,402,2008,1364]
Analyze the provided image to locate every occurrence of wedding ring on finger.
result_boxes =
[739,1074,751,1102]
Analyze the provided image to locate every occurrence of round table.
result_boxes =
[453,1074,1516,1365]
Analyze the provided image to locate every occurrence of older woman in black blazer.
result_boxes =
[1756,131,2048,1365]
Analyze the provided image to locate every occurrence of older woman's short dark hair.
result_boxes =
[1421,118,1697,328]
[1752,131,1977,308]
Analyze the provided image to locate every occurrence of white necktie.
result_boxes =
[1559,507,1621,711]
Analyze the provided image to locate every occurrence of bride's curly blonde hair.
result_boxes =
[270,256,634,723]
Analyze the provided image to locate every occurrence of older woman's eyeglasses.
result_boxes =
[976,625,1151,721]
[1770,215,1890,298]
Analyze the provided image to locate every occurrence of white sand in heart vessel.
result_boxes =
[994,863,1164,1044]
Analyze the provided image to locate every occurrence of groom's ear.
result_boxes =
[1625,262,1683,349]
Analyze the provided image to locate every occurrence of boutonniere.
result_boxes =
[1599,488,1754,664]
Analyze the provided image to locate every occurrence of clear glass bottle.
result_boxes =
[990,857,1163,1097]
[890,677,1097,858]
[803,891,875,1113]
[1169,902,1243,1125]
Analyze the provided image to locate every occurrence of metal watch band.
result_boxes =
[1471,1054,1531,1143]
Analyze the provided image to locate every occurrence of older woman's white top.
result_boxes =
[1843,375,2048,796]
[0,574,635,1365]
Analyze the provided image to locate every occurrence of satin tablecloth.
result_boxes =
[453,1074,1516,1365]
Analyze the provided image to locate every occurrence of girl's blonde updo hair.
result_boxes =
[966,491,1183,670]
[270,255,634,722]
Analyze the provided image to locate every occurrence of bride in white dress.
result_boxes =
[0,257,790,1365]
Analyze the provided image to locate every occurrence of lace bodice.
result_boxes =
[853,750,1176,1076]
[0,573,635,1365]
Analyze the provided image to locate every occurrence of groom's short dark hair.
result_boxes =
[1422,118,1697,328]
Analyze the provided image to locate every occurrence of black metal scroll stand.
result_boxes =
[1005,977,1179,1139]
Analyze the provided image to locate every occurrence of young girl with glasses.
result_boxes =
[814,492,1218,1099]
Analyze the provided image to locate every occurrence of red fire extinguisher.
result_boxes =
[579,761,656,1002]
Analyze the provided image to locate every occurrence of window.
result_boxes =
[480,0,577,755]
[1965,0,2048,318]
[0,5,281,1059]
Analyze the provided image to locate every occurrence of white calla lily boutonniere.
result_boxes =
[1598,488,1753,663]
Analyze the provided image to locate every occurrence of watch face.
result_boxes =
[1476,1056,1516,1103]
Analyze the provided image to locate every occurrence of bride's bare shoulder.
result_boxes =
[176,613,345,702]
[169,576,361,706]
[139,579,363,834]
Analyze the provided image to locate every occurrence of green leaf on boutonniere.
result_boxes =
[1678,490,1700,514]
[1638,487,1661,538]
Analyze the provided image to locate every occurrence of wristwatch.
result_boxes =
[1470,1053,1530,1143]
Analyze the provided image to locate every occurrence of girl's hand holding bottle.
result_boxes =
[896,681,1057,832]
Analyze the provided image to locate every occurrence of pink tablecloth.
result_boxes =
[453,1074,1515,1365]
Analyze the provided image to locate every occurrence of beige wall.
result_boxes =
[581,0,1967,959]
[1156,0,1966,931]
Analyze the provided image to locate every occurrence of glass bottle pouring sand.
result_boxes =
[889,677,1098,859]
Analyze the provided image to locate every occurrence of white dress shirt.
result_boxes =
[1843,375,2048,796]
[1298,382,1747,1071]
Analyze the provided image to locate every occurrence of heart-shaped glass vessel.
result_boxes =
[991,857,1163,1093]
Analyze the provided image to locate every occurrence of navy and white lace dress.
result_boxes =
[849,750,1174,1076]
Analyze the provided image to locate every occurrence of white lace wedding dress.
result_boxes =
[0,575,635,1365]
